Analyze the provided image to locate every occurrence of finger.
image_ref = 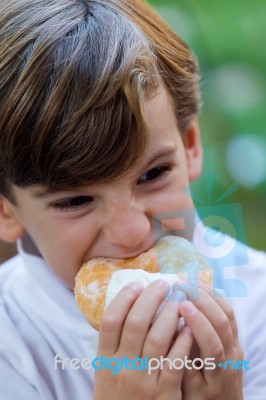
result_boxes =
[174,283,234,352]
[98,281,144,354]
[212,287,239,346]
[119,280,170,357]
[159,325,194,385]
[201,282,238,341]
[179,301,225,382]
[192,287,233,351]
[142,290,186,359]
[191,282,239,344]
[182,367,205,400]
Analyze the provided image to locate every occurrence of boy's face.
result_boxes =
[7,86,202,289]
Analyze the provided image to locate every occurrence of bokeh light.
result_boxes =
[226,135,266,189]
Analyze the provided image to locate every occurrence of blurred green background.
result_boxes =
[1,0,266,263]
[150,0,266,251]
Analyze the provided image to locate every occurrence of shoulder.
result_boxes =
[208,236,266,397]
[0,256,56,399]
[0,255,25,302]
[0,254,22,290]
[211,233,266,302]
[0,255,34,376]
[0,254,21,268]
[225,239,266,287]
[0,256,35,368]
[0,298,42,398]
[235,246,266,399]
[0,254,23,275]
[202,226,266,285]
[246,244,266,271]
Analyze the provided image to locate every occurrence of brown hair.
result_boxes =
[0,0,199,200]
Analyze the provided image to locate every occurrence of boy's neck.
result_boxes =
[20,233,42,258]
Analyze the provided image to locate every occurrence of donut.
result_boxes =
[74,235,212,331]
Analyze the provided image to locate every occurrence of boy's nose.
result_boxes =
[103,204,151,249]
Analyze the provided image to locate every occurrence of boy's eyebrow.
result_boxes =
[31,188,71,199]
[144,144,178,168]
[31,145,178,199]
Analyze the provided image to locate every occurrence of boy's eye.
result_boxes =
[137,165,171,184]
[52,196,94,211]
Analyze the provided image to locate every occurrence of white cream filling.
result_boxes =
[105,269,182,309]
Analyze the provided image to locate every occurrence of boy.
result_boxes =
[0,0,265,398]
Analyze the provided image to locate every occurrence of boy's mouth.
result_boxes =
[85,234,181,262]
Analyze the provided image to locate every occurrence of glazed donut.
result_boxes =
[74,235,212,331]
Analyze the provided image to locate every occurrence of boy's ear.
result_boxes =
[0,196,25,242]
[183,117,202,181]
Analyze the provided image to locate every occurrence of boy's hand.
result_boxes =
[93,280,193,400]
[177,282,244,400]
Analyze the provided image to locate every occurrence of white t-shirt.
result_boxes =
[0,227,266,399]
[0,241,98,400]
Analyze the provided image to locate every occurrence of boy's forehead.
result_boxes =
[144,84,177,128]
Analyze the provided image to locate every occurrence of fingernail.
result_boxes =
[173,282,190,291]
[176,317,185,333]
[173,282,199,301]
[181,301,197,316]
[214,288,226,297]
[182,326,192,336]
[150,279,170,288]
[127,281,143,292]
[165,289,187,303]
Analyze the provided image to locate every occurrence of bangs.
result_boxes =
[0,1,160,192]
